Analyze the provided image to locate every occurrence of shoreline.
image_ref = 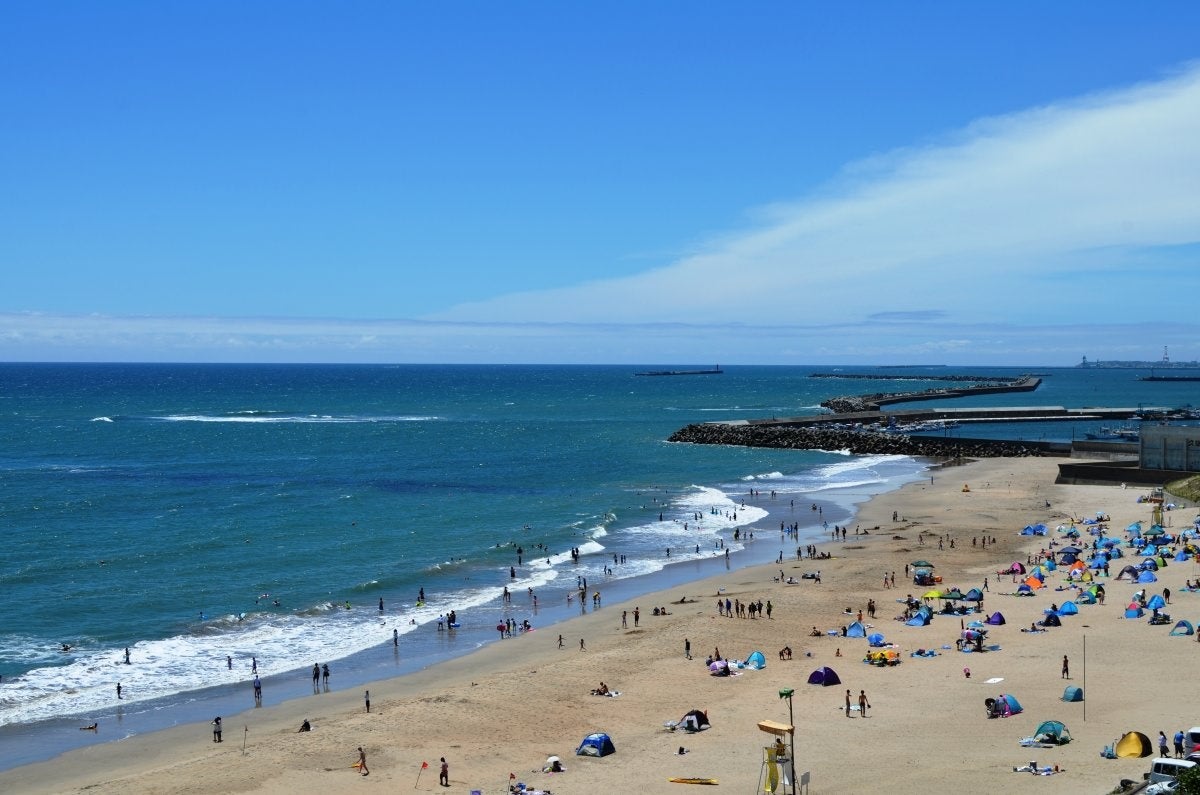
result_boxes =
[0,455,927,773]
[5,455,1197,794]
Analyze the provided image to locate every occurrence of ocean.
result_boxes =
[0,363,1191,768]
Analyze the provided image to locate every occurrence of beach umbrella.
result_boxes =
[911,560,935,568]
[1145,525,1166,537]
[923,590,942,599]
[1059,546,1081,555]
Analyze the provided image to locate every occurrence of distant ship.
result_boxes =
[635,366,723,376]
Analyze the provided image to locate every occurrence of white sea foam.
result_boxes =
[153,414,440,424]
[90,416,113,422]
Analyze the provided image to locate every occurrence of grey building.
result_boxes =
[1140,425,1200,473]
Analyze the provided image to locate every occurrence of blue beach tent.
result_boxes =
[846,621,866,638]
[1057,602,1079,616]
[1146,594,1166,610]
[986,611,1006,625]
[1062,686,1084,702]
[1176,551,1191,562]
[1124,603,1145,618]
[1137,570,1158,584]
[576,733,616,757]
[1170,620,1195,636]
[745,651,767,669]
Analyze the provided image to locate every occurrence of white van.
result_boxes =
[1185,727,1200,755]
[1149,757,1195,784]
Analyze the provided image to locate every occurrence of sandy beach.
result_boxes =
[4,456,1197,794]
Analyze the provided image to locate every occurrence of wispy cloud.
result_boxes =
[430,64,1200,328]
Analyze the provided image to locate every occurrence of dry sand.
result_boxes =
[4,457,1198,795]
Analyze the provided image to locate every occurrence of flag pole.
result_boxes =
[414,760,428,788]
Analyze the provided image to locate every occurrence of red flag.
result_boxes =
[510,773,517,779]
[421,761,429,769]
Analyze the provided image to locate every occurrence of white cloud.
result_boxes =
[429,64,1200,327]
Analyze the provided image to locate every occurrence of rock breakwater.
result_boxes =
[668,423,1048,458]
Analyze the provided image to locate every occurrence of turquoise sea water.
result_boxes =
[0,363,1192,767]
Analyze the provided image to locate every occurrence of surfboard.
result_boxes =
[668,778,718,785]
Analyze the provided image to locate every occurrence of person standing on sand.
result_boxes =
[253,675,262,701]
[1159,731,1169,758]
[212,716,222,742]
[1061,655,1069,679]
[439,757,449,787]
[357,746,369,776]
[859,690,870,717]
[322,663,330,687]
[116,683,122,700]
[685,638,691,659]
[313,663,320,688]
[580,638,586,651]
[845,689,852,718]
[364,690,370,713]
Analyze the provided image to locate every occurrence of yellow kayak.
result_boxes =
[668,778,718,785]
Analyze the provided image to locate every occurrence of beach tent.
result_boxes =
[986,694,1023,718]
[986,611,1006,625]
[806,666,841,686]
[1062,686,1084,702]
[1141,557,1159,571]
[1124,603,1145,619]
[1057,601,1079,616]
[1006,562,1026,575]
[867,632,886,647]
[964,588,984,602]
[1137,570,1158,584]
[745,651,767,669]
[1146,594,1166,610]
[1059,552,1078,565]
[1127,521,1143,534]
[1034,720,1072,744]
[845,621,866,638]
[1176,550,1191,562]
[1043,559,1057,571]
[1040,613,1062,627]
[677,710,711,732]
[906,607,932,627]
[1078,590,1097,605]
[1170,620,1195,636]
[1016,584,1033,596]
[1116,565,1140,581]
[1115,731,1153,758]
[576,732,615,757]
[1022,576,1044,590]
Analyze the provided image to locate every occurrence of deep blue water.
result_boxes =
[0,363,1190,766]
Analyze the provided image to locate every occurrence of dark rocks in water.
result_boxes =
[667,423,1044,459]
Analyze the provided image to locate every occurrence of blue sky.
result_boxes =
[2,2,1199,364]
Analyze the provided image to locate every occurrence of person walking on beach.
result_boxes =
[393,628,399,647]
[322,663,330,687]
[364,690,370,713]
[212,716,222,742]
[439,756,449,787]
[845,689,852,717]
[580,638,586,651]
[253,675,262,701]
[1061,655,1069,679]
[1160,731,1170,758]
[312,663,320,689]
[1175,729,1186,757]
[858,690,870,718]
[116,682,122,700]
[357,746,369,776]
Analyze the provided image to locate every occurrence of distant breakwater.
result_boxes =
[819,375,1041,413]
[668,423,1050,458]
[809,373,1027,383]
